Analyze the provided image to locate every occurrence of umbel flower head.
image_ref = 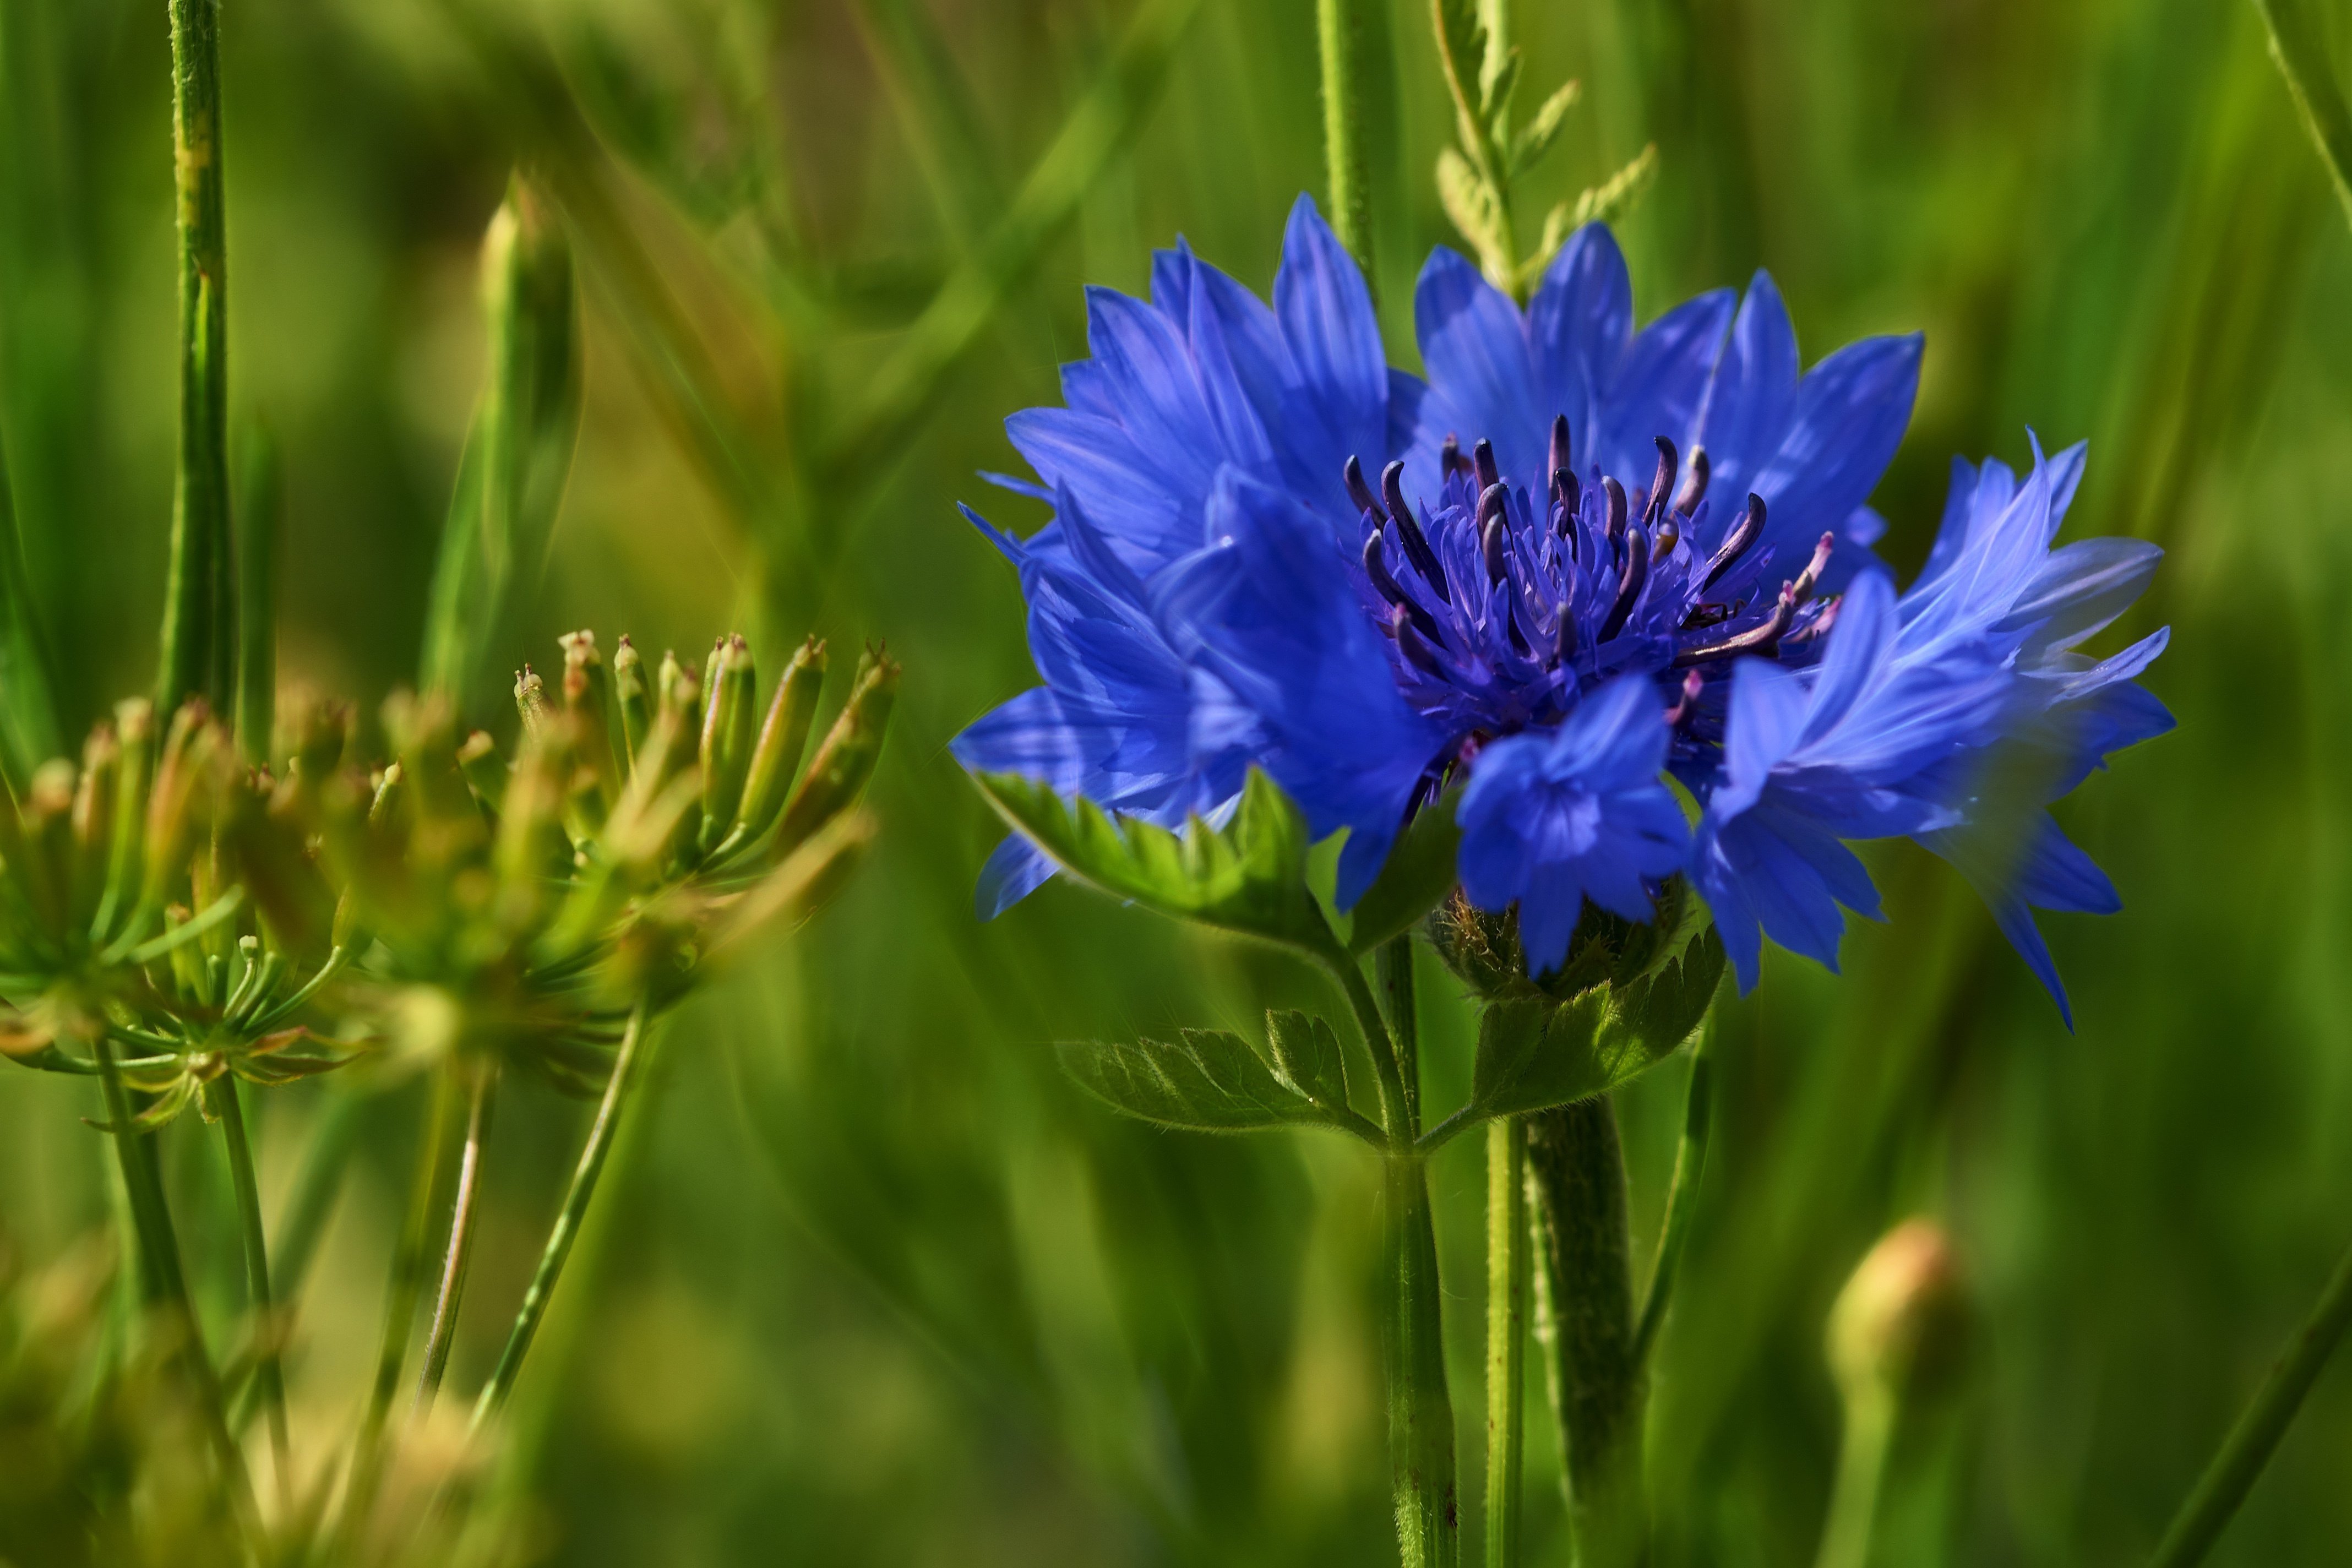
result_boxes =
[957,197,2169,1017]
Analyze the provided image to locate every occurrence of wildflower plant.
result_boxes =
[954,6,2169,1565]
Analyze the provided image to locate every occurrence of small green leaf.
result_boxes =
[1510,79,1582,174]
[1265,1008,1351,1115]
[1430,0,1489,131]
[1436,148,1512,287]
[1347,787,1463,954]
[1057,1029,1316,1133]
[1480,46,1521,122]
[973,767,1334,953]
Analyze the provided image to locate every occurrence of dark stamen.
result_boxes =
[1551,467,1581,536]
[1675,447,1710,516]
[1643,437,1679,532]
[1440,435,1463,476]
[1481,516,1508,585]
[1472,438,1501,495]
[1379,460,1449,600]
[1789,533,1835,605]
[1701,493,1766,590]
[1393,608,1448,677]
[1364,531,1445,644]
[1603,477,1628,547]
[1681,602,1734,631]
[1599,525,1650,641]
[1343,455,1380,518]
[1548,414,1572,486]
[1672,582,1797,667]
[1555,598,1577,663]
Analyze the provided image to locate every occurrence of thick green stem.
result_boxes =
[470,997,654,1435]
[1633,1046,1714,1366]
[1526,1097,1646,1568]
[415,1065,498,1418]
[1484,1116,1527,1568]
[1315,0,1376,284]
[2150,1230,2352,1567]
[160,0,233,718]
[1386,1152,1461,1568]
[1814,1383,1894,1568]
[91,1033,260,1544]
[211,1075,289,1498]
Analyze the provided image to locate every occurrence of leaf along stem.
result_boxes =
[1632,1042,1714,1366]
[211,1074,290,1500]
[415,1064,499,1419]
[1484,1115,1527,1568]
[2149,1228,2352,1567]
[470,995,656,1435]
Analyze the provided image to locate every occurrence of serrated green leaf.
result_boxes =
[1265,1008,1351,1114]
[1436,148,1512,286]
[1480,46,1521,122]
[973,767,1335,952]
[1348,787,1463,954]
[1057,1028,1364,1136]
[1430,0,1488,129]
[1510,79,1582,174]
[1516,142,1660,296]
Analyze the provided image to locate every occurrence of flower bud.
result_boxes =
[612,635,651,771]
[494,725,576,896]
[560,629,620,829]
[1827,1219,1970,1407]
[144,701,227,913]
[514,665,552,738]
[99,699,155,942]
[698,634,758,847]
[773,645,898,857]
[383,690,476,830]
[70,726,121,934]
[734,636,826,844]
[23,759,77,939]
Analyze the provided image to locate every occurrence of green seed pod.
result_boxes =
[143,702,226,913]
[613,634,651,773]
[494,725,575,895]
[698,635,758,848]
[560,629,621,826]
[383,690,475,829]
[69,726,120,935]
[773,646,899,858]
[99,699,155,943]
[1827,1219,1970,1408]
[734,636,827,845]
[457,729,506,815]
[514,665,552,739]
[23,760,75,940]
[696,635,728,763]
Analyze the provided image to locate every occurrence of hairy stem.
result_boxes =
[1387,1152,1461,1567]
[1526,1097,1646,1568]
[2150,1230,2352,1567]
[1634,1046,1714,1366]
[211,1074,289,1498]
[1484,1116,1527,1568]
[1315,0,1377,282]
[471,997,654,1434]
[415,1066,499,1418]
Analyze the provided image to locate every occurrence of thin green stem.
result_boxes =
[91,1032,261,1547]
[2252,0,2352,232]
[211,1074,289,1500]
[1633,1044,1714,1367]
[1483,1116,1527,1568]
[160,0,233,718]
[2150,1229,2352,1567]
[340,1071,458,1544]
[1386,1152,1462,1568]
[1316,0,1377,284]
[470,997,655,1435]
[415,1065,499,1419]
[1333,944,1413,1143]
[1814,1384,1894,1568]
[233,428,280,765]
[1526,1096,1645,1568]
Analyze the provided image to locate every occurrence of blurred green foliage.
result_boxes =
[1,0,2349,1562]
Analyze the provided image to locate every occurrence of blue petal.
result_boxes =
[1526,223,1634,463]
[977,834,1060,918]
[1690,271,1799,527]
[1747,333,1923,557]
[1413,247,1544,483]
[1592,288,1735,491]
[1276,194,1389,471]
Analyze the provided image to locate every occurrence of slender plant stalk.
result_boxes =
[1484,1115,1527,1568]
[470,997,655,1434]
[2150,1231,2352,1567]
[0,428,62,791]
[211,1074,290,1499]
[2252,0,2352,231]
[415,1065,499,1418]
[159,0,233,719]
[1633,1044,1715,1366]
[233,428,279,764]
[340,1071,458,1545]
[1526,1097,1645,1568]
[1814,1382,1895,1568]
[90,1032,261,1545]
[1316,0,1377,282]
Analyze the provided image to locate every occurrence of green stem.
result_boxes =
[415,1065,498,1418]
[2150,1230,2352,1567]
[159,0,233,719]
[233,428,280,764]
[469,997,655,1435]
[1484,1117,1527,1568]
[1632,1044,1714,1366]
[211,1074,289,1499]
[340,1070,457,1543]
[2252,0,2352,232]
[1814,1384,1894,1568]
[1526,1096,1646,1568]
[90,1032,260,1545]
[1315,0,1377,283]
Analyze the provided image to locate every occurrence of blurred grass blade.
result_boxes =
[0,429,61,788]
[852,0,1003,250]
[819,0,1205,483]
[421,178,582,713]
[2252,0,2352,229]
[233,425,280,765]
[158,0,232,719]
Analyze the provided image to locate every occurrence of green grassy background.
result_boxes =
[2,0,2350,1562]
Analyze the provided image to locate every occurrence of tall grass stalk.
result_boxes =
[416,1065,499,1418]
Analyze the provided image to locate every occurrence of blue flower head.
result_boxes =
[958,198,2169,1020]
